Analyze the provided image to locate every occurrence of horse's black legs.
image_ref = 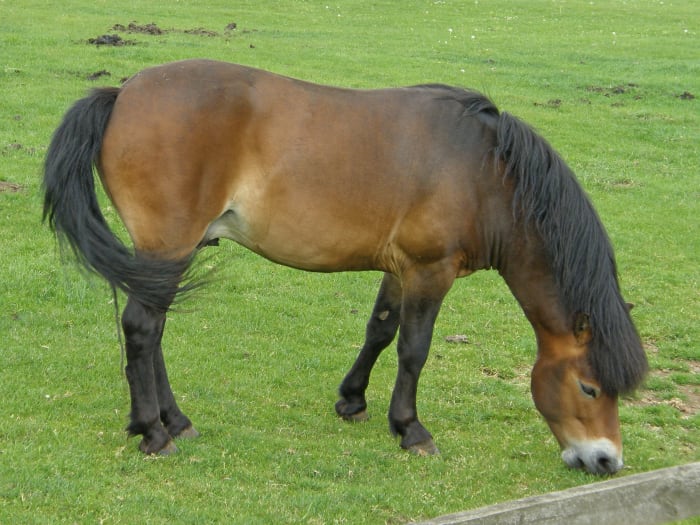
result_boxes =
[336,273,402,421]
[122,297,176,454]
[152,320,198,439]
[388,266,453,455]
[336,267,452,455]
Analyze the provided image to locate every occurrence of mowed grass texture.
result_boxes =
[1,1,698,523]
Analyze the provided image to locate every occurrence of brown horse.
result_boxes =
[43,59,647,474]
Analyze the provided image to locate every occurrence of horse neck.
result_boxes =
[497,234,572,352]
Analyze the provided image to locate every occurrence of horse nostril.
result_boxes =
[597,455,611,472]
[595,453,621,474]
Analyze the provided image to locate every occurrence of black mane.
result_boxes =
[493,110,648,395]
[413,84,500,122]
[420,83,647,394]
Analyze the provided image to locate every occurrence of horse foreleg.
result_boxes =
[388,265,453,455]
[152,319,198,440]
[336,273,402,421]
[122,297,176,454]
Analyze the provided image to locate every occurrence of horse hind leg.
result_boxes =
[336,273,402,422]
[152,317,199,440]
[122,297,178,454]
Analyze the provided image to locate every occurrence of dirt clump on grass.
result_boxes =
[184,27,219,37]
[2,143,36,156]
[87,70,111,81]
[534,99,562,109]
[112,22,164,35]
[585,83,638,96]
[109,21,237,38]
[0,181,24,193]
[85,21,252,51]
[87,21,245,48]
[88,34,134,46]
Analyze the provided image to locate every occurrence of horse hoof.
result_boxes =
[335,399,368,422]
[158,440,179,455]
[139,438,178,455]
[337,407,369,422]
[407,439,440,456]
[176,425,200,439]
[344,409,368,422]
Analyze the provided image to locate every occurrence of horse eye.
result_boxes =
[578,381,599,399]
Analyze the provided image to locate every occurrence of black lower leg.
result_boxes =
[336,273,401,420]
[388,328,434,449]
[153,334,196,439]
[387,268,452,453]
[122,298,173,454]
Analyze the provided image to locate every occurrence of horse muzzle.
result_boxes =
[561,438,623,475]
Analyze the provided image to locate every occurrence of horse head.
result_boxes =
[531,313,625,474]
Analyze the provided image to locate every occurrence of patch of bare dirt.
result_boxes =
[184,27,219,37]
[87,70,111,81]
[0,181,24,193]
[629,388,700,418]
[2,143,36,156]
[534,99,562,109]
[444,334,470,344]
[87,21,248,48]
[583,83,644,105]
[626,363,700,418]
[585,83,639,96]
[110,21,242,38]
[112,22,164,35]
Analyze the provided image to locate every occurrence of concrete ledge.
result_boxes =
[415,462,700,525]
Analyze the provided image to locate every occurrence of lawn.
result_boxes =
[1,1,698,523]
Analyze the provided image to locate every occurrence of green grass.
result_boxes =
[1,1,698,523]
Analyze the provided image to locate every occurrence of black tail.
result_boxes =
[43,87,192,312]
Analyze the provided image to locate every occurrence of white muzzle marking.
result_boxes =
[561,438,623,475]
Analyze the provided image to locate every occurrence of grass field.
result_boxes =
[1,1,698,523]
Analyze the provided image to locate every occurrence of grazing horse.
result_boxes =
[43,59,647,474]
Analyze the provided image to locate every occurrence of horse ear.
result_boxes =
[573,312,592,345]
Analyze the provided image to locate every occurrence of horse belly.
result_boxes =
[205,196,382,272]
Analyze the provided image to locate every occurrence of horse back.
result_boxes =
[99,60,508,274]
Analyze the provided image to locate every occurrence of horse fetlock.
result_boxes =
[163,413,196,438]
[128,419,174,455]
[392,418,433,450]
[136,428,177,455]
